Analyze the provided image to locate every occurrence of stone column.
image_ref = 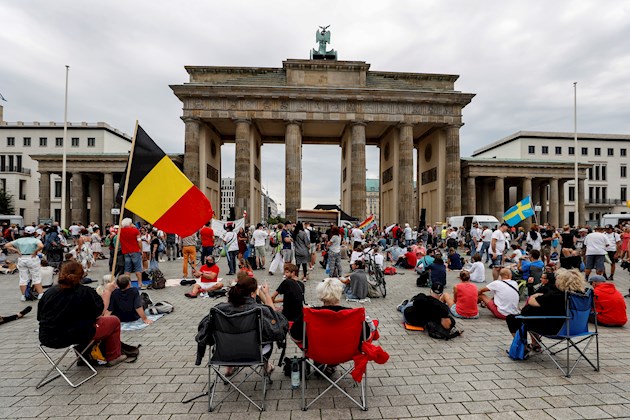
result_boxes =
[285,121,302,223]
[549,178,559,227]
[578,178,586,226]
[89,175,102,226]
[71,172,85,225]
[235,119,252,221]
[521,177,533,229]
[480,179,490,214]
[495,176,505,221]
[538,181,548,225]
[558,179,565,226]
[183,117,201,187]
[351,122,367,221]
[466,177,476,214]
[102,173,114,227]
[398,123,414,224]
[39,171,51,220]
[445,126,462,217]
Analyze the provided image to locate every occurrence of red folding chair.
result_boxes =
[301,307,368,411]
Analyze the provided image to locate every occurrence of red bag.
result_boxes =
[384,267,397,275]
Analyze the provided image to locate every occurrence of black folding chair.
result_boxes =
[207,307,271,412]
[36,341,98,389]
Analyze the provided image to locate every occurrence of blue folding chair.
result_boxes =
[516,290,599,377]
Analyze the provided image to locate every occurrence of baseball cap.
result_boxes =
[605,224,613,229]
[24,226,36,234]
[431,283,444,295]
[588,274,606,283]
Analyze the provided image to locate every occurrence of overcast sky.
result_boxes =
[3,0,630,212]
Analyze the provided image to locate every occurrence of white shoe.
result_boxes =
[37,293,44,300]
[20,295,26,302]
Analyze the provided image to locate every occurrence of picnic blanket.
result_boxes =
[121,314,164,331]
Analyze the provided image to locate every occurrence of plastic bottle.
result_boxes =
[290,357,300,389]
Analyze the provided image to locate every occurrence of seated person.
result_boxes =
[37,261,127,366]
[370,247,384,270]
[519,249,545,296]
[271,263,305,322]
[395,248,417,269]
[349,244,365,265]
[478,268,520,320]
[427,256,447,288]
[185,255,223,298]
[415,249,435,274]
[441,271,479,319]
[397,283,456,331]
[0,305,32,326]
[216,276,288,375]
[385,244,405,263]
[341,260,369,300]
[447,247,463,270]
[467,254,486,283]
[560,248,583,270]
[506,269,587,350]
[534,271,557,295]
[506,244,524,264]
[105,275,152,324]
[589,275,627,327]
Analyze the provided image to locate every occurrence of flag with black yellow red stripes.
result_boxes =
[117,125,213,237]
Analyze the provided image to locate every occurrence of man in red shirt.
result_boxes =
[589,275,627,327]
[120,218,143,287]
[185,255,223,298]
[395,248,417,269]
[199,221,215,264]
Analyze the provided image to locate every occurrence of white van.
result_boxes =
[601,213,630,227]
[446,215,500,230]
[0,214,24,226]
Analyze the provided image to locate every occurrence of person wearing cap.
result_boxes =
[477,268,520,320]
[583,226,610,278]
[603,225,621,281]
[589,275,627,327]
[4,226,44,300]
[398,282,455,331]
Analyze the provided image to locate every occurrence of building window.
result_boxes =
[568,186,575,202]
[602,187,607,201]
[622,186,628,202]
[588,167,593,180]
[71,137,79,147]
[528,145,535,154]
[19,208,25,218]
[589,186,594,202]
[608,148,614,156]
[40,137,47,147]
[555,146,562,155]
[23,137,31,147]
[594,147,601,156]
[8,155,14,171]
[595,166,600,181]
[16,155,21,172]
[7,137,15,147]
[54,180,62,198]
[55,137,63,147]
[87,137,95,147]
[622,165,627,178]
[568,146,575,155]
[621,148,627,157]
[54,209,61,222]
[19,180,26,200]
[581,147,588,155]
[0,178,5,192]
[541,146,549,154]
[602,165,607,181]
[0,155,4,171]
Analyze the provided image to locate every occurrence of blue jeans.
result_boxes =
[201,246,214,263]
[124,252,143,273]
[227,250,238,274]
[399,302,414,323]
[345,286,360,300]
[480,241,491,262]
[328,252,342,277]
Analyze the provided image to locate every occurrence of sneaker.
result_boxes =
[185,293,198,299]
[609,275,614,281]
[20,295,26,302]
[397,299,409,312]
[106,354,128,367]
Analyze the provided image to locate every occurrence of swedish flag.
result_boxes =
[503,196,535,227]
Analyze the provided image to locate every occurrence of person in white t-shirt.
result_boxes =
[351,226,364,249]
[584,226,610,277]
[470,223,482,256]
[252,223,269,269]
[477,268,520,319]
[490,224,509,280]
[480,226,493,263]
[466,254,486,283]
[506,244,524,264]
[603,224,621,280]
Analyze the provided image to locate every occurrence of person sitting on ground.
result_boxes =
[478,268,520,320]
[349,244,365,265]
[588,274,627,327]
[395,246,417,269]
[441,271,479,319]
[560,247,583,270]
[427,256,447,288]
[467,254,486,283]
[397,283,459,333]
[271,263,305,322]
[385,243,405,263]
[447,247,463,270]
[185,255,223,298]
[415,248,435,275]
[37,261,127,366]
[105,275,152,324]
[340,260,369,300]
[506,269,587,352]
[215,275,288,376]
[0,306,32,326]
[518,249,545,296]
[506,244,524,264]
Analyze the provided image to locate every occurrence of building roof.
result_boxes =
[472,131,630,156]
[0,121,132,141]
[313,204,358,222]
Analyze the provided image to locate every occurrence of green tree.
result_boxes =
[0,190,14,214]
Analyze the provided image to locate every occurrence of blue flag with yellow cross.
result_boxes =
[503,196,535,227]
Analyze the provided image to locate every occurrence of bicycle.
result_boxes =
[362,244,387,298]
[211,237,223,263]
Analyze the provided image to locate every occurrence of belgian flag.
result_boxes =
[118,125,213,237]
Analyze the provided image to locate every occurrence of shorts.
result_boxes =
[255,246,266,258]
[309,243,317,254]
[17,256,42,286]
[585,254,605,272]
[485,299,507,320]
[282,249,293,263]
[607,251,617,263]
[450,304,479,319]
[124,252,143,273]
[542,245,551,257]
[491,254,503,266]
[198,280,220,291]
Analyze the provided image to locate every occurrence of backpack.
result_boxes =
[508,325,529,360]
[416,271,430,287]
[384,266,397,275]
[140,292,153,310]
[24,280,38,301]
[148,269,166,289]
[146,301,174,315]
[269,232,279,247]
[426,318,461,340]
[309,229,319,244]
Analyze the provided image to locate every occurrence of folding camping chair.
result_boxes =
[516,290,599,377]
[301,307,369,411]
[36,341,98,389]
[207,307,271,412]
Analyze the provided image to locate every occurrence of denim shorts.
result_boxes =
[491,254,503,266]
[124,252,143,273]
[450,304,479,319]
[585,254,605,271]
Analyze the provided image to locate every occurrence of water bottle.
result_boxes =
[290,357,301,389]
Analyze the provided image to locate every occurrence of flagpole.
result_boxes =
[573,82,579,227]
[110,120,139,278]
[60,65,69,228]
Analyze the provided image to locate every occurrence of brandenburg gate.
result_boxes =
[171,50,474,226]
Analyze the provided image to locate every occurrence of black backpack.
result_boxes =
[148,269,166,289]
[416,271,430,287]
[426,318,461,340]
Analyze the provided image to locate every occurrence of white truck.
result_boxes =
[446,214,500,230]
